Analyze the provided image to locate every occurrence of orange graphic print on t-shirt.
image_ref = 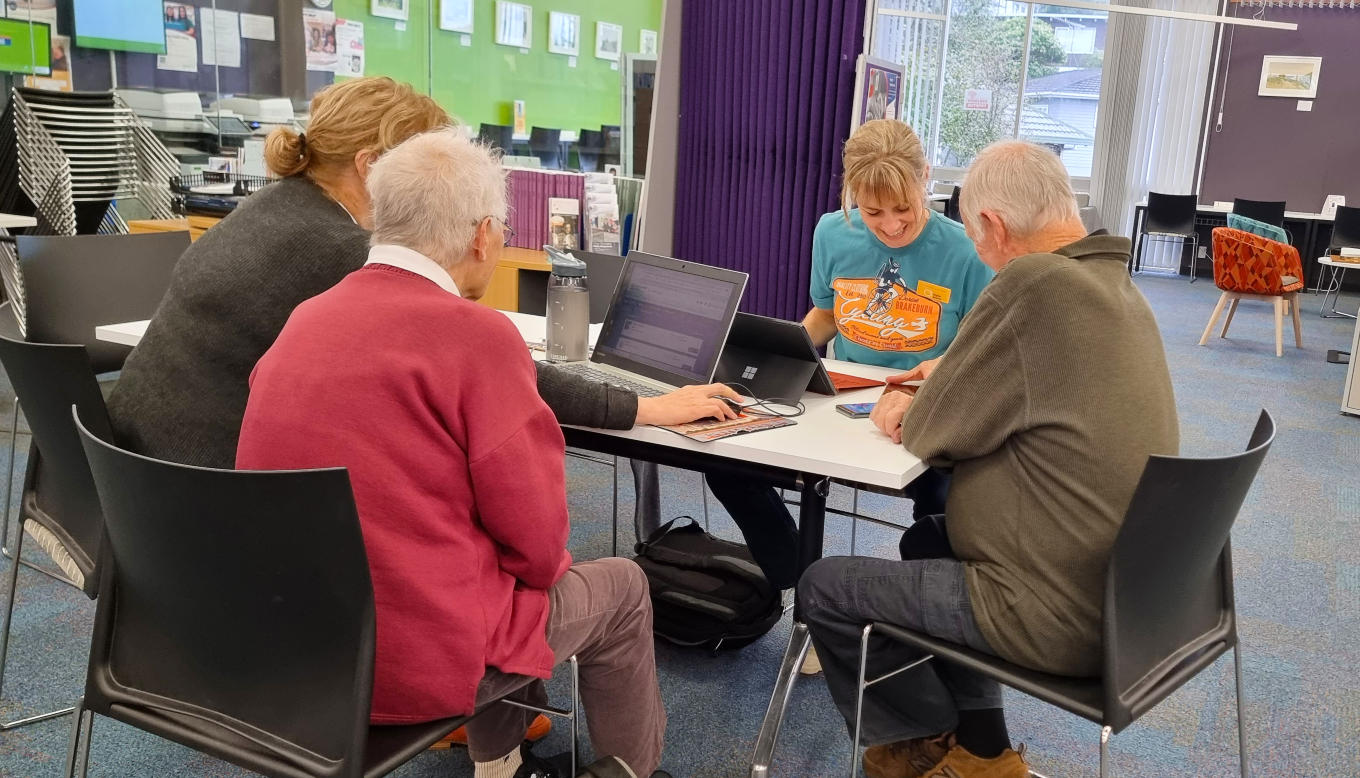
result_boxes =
[832,264,941,353]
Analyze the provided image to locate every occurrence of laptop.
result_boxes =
[715,313,836,402]
[556,253,748,397]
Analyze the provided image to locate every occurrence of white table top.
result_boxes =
[1135,201,1333,222]
[96,312,928,490]
[1317,255,1360,269]
[511,130,579,144]
[0,214,38,229]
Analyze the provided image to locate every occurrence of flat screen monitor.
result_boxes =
[72,0,166,54]
[0,19,52,76]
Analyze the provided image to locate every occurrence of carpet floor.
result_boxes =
[0,275,1354,777]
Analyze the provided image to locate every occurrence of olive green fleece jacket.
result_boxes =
[901,232,1178,676]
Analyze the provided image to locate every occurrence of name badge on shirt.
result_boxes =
[916,280,952,305]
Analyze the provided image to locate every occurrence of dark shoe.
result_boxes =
[514,744,566,778]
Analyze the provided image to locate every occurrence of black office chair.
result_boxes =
[68,413,582,778]
[1317,204,1360,322]
[0,332,111,732]
[529,127,563,170]
[577,129,606,173]
[943,186,961,223]
[1136,192,1200,280]
[602,125,622,168]
[848,410,1276,778]
[478,123,515,153]
[1232,198,1286,229]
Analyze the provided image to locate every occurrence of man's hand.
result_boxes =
[634,383,743,427]
[870,390,914,444]
[885,357,941,387]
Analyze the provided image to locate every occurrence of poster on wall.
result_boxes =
[371,0,409,23]
[594,21,621,61]
[495,1,531,49]
[639,29,657,57]
[335,19,364,77]
[850,55,904,132]
[303,8,338,72]
[439,0,473,33]
[23,35,72,92]
[201,8,241,68]
[548,12,579,57]
[963,88,992,112]
[157,2,198,73]
[1258,56,1322,99]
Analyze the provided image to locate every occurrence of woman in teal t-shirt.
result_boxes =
[706,119,992,592]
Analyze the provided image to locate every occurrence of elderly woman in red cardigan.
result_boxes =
[237,129,670,778]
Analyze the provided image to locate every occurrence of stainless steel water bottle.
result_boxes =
[544,246,590,363]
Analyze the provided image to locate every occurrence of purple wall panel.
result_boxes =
[1200,8,1360,213]
[674,0,865,322]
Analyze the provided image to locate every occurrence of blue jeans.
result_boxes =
[797,548,1002,746]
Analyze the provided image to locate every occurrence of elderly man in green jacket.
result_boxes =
[798,140,1178,778]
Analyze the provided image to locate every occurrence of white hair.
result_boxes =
[367,128,508,266]
[959,140,1080,240]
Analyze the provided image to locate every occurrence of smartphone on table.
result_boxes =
[836,402,876,419]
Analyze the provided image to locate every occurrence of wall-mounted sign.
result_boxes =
[964,88,992,111]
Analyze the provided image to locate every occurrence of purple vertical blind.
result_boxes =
[674,0,866,322]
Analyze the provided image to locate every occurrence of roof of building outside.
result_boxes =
[1025,68,1102,99]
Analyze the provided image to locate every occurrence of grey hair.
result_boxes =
[959,140,1079,240]
[367,128,508,266]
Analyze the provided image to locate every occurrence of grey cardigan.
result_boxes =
[108,176,636,469]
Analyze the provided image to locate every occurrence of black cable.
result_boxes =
[723,381,807,419]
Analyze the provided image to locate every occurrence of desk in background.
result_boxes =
[127,216,221,243]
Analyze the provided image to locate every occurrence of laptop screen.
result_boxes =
[594,256,745,385]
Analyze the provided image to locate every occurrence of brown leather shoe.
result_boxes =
[427,713,552,750]
[863,733,953,778]
[919,744,1028,778]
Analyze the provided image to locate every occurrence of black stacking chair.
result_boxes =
[67,414,582,778]
[0,332,111,731]
[1136,192,1200,280]
[1317,205,1360,321]
[848,410,1276,778]
[577,129,605,173]
[944,186,961,223]
[602,125,622,168]
[529,127,563,170]
[1232,198,1286,229]
[478,123,515,153]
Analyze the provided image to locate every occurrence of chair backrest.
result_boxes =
[528,127,562,170]
[1232,198,1286,229]
[1328,204,1360,251]
[74,413,377,778]
[0,332,112,598]
[478,123,514,152]
[1102,410,1275,732]
[1210,227,1301,295]
[1144,192,1198,236]
[15,232,188,374]
[944,186,961,223]
[577,129,604,172]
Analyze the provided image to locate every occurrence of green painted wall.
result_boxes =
[330,0,661,133]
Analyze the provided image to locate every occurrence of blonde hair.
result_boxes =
[840,119,929,221]
[264,77,452,184]
[959,140,1079,240]
[367,129,507,266]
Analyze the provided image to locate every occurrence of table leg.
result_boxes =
[750,476,829,778]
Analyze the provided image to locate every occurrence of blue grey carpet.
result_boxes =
[0,275,1355,777]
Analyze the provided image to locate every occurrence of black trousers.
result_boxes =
[702,468,952,590]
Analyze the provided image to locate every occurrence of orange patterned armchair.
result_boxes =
[1200,227,1304,357]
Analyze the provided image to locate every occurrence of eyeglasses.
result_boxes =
[475,215,515,247]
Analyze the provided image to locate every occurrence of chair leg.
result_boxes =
[1234,643,1249,778]
[849,489,859,556]
[0,516,23,702]
[1099,725,1111,778]
[1201,292,1231,345]
[1,400,18,558]
[1289,293,1303,349]
[1273,297,1284,357]
[1221,298,1240,338]
[63,697,84,778]
[611,457,619,557]
[569,655,580,778]
[849,624,873,778]
[701,473,710,532]
[78,710,93,778]
[1189,237,1199,283]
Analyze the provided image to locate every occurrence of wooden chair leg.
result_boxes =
[1290,292,1303,348]
[1273,297,1284,357]
[1201,292,1230,345]
[1221,298,1241,338]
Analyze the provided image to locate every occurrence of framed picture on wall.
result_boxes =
[371,0,409,22]
[850,55,905,132]
[595,21,622,61]
[548,12,580,56]
[495,1,532,48]
[1258,56,1322,99]
[440,0,474,33]
[640,29,658,57]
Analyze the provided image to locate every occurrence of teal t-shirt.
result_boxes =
[810,209,993,370]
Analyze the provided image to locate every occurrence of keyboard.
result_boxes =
[556,363,667,397]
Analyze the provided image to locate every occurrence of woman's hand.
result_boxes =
[884,357,940,387]
[870,391,914,444]
[635,383,743,427]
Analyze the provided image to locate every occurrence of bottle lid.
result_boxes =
[545,245,588,277]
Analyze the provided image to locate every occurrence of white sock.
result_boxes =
[473,747,523,778]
